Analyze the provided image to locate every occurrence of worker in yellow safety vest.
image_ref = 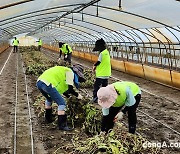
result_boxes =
[36,64,85,131]
[37,38,42,51]
[97,81,141,134]
[58,42,73,64]
[92,38,111,103]
[12,37,19,53]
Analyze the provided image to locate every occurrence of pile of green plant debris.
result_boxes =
[34,95,162,154]
[19,47,58,76]
[33,95,102,135]
[80,69,95,88]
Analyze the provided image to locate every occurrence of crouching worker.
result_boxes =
[97,81,141,134]
[36,64,85,131]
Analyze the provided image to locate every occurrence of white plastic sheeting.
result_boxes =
[0,0,180,43]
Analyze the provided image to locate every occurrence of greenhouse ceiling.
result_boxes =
[0,0,180,43]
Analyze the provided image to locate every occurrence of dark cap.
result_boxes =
[93,38,106,51]
[59,42,64,48]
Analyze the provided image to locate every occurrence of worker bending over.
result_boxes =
[97,81,141,134]
[36,64,85,131]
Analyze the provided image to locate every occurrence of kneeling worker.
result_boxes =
[36,64,85,131]
[97,81,141,134]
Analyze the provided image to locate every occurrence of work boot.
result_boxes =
[58,115,73,131]
[45,108,53,123]
[92,97,98,103]
[129,125,136,134]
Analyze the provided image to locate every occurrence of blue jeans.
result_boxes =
[36,80,66,111]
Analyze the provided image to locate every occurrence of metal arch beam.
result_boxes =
[41,31,78,42]
[0,4,82,23]
[0,0,35,10]
[96,5,180,33]
[0,10,63,26]
[0,29,12,38]
[125,30,145,62]
[47,28,88,42]
[46,22,98,42]
[145,28,166,67]
[51,30,82,42]
[51,26,94,41]
[78,12,169,52]
[4,19,53,33]
[152,27,176,69]
[4,21,45,36]
[81,12,168,46]
[53,20,128,42]
[0,4,162,45]
[46,29,82,42]
[58,18,118,42]
[165,27,180,43]
[130,29,153,49]
[56,24,98,41]
[54,16,139,46]
[28,0,101,35]
[44,28,89,42]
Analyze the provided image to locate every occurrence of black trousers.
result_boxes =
[64,52,72,64]
[13,46,18,52]
[101,94,141,134]
[38,45,41,51]
[93,78,108,99]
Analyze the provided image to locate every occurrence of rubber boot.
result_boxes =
[58,115,73,131]
[45,108,53,123]
[129,125,136,134]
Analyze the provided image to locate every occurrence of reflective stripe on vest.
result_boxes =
[60,44,72,54]
[13,39,19,46]
[38,66,72,94]
[96,49,111,77]
[112,81,140,107]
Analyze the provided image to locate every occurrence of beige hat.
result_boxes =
[97,84,118,108]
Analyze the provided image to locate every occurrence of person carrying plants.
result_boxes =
[36,64,85,131]
[37,38,42,51]
[97,81,141,134]
[92,38,111,103]
[58,42,73,65]
[12,37,19,53]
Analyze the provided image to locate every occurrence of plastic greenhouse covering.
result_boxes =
[0,0,180,41]
[1,0,180,70]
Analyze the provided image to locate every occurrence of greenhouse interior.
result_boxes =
[0,0,180,154]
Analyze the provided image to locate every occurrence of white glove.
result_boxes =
[57,58,61,62]
[114,112,124,122]
[77,94,83,99]
[65,55,68,58]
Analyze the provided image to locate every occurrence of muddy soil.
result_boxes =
[42,48,180,153]
[0,48,46,154]
[0,47,180,154]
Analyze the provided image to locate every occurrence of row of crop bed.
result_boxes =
[19,46,162,153]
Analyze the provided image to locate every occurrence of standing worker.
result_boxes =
[36,64,85,131]
[37,38,42,51]
[58,42,73,65]
[92,38,111,103]
[12,37,19,53]
[97,81,141,134]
